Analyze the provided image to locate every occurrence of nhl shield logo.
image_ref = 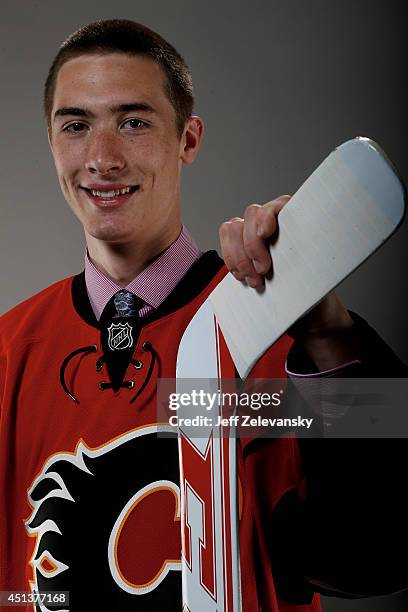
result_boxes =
[108,322,134,350]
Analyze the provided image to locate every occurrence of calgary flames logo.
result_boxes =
[25,425,182,611]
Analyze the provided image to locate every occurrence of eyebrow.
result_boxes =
[53,102,157,121]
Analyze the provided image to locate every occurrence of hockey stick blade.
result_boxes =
[209,137,406,379]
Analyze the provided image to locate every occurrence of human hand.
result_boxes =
[218,195,291,289]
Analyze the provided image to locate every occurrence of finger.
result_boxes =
[256,195,291,238]
[219,218,263,286]
[242,204,272,276]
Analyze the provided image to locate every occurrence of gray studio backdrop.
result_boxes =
[0,1,407,611]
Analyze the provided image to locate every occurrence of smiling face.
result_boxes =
[48,53,203,250]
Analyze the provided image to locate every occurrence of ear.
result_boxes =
[47,126,53,152]
[180,116,204,164]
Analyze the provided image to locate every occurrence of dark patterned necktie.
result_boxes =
[112,289,141,318]
[100,290,143,322]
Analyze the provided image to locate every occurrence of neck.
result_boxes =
[85,224,182,286]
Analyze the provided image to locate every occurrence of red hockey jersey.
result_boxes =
[2,250,407,611]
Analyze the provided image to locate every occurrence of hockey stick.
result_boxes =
[175,137,406,610]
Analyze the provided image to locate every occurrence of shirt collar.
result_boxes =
[84,225,202,320]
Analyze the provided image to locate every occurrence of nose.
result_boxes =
[85,130,126,175]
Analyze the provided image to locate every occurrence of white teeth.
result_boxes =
[90,186,131,198]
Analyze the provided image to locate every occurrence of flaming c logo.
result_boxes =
[25,425,182,611]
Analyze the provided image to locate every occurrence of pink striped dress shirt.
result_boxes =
[85,225,202,320]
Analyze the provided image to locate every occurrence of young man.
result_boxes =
[0,19,407,612]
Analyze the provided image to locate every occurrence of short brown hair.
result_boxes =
[44,19,194,137]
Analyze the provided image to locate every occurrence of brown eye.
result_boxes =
[122,119,147,129]
[64,122,86,133]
